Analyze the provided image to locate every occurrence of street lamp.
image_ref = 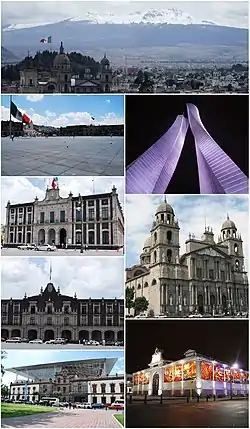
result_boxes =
[76,194,84,254]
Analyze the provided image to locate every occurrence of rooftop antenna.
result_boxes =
[92,178,95,194]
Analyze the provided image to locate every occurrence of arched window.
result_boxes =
[102,230,109,245]
[144,282,148,288]
[167,249,172,262]
[154,251,157,263]
[169,295,173,305]
[167,231,172,243]
[160,214,164,222]
[235,259,240,270]
[88,231,95,245]
[167,214,171,224]
[137,284,141,290]
[154,232,157,243]
[234,244,238,253]
[152,279,157,286]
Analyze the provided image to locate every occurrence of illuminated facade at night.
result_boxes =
[132,349,249,397]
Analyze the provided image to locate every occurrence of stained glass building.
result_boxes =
[132,349,249,397]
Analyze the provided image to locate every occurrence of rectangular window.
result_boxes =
[102,223,109,229]
[27,214,32,224]
[221,270,225,282]
[106,305,113,314]
[101,207,109,220]
[50,212,54,223]
[196,268,202,279]
[88,223,94,230]
[209,269,214,280]
[40,212,45,223]
[120,383,124,394]
[31,306,36,314]
[107,318,113,326]
[101,384,106,394]
[47,317,52,325]
[101,199,108,205]
[93,316,100,326]
[92,384,97,394]
[60,211,65,222]
[110,383,115,393]
[13,317,19,325]
[94,305,100,314]
[19,208,23,213]
[11,209,15,214]
[30,317,35,325]
[81,305,87,315]
[13,305,19,313]
[88,208,95,221]
[27,207,32,212]
[47,306,52,314]
[88,200,94,207]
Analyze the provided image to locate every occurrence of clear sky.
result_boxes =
[2,1,248,29]
[126,194,249,270]
[1,95,124,127]
[2,350,124,385]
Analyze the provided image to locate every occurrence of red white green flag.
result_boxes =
[52,177,59,189]
[40,36,52,44]
[10,101,31,124]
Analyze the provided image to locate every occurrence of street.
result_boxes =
[1,408,121,428]
[126,398,248,428]
[2,343,123,350]
[1,248,123,256]
[1,136,124,176]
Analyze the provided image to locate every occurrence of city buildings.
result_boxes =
[126,199,248,317]
[1,282,124,343]
[8,357,124,403]
[132,348,248,397]
[4,184,124,249]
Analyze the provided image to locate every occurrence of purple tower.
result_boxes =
[126,115,188,194]
[187,103,249,194]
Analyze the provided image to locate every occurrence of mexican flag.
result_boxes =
[40,36,52,44]
[52,177,59,189]
[10,101,31,124]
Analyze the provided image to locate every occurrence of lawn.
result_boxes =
[1,403,58,418]
[114,413,124,426]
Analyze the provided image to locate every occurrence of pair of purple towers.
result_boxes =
[126,103,248,194]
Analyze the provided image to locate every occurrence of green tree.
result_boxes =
[1,350,7,378]
[133,297,149,315]
[1,384,9,397]
[126,287,134,315]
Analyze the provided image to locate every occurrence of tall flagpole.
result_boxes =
[92,178,95,194]
[9,95,12,138]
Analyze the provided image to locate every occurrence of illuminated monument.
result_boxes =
[126,104,248,195]
[132,348,249,397]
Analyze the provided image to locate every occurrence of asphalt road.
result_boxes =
[2,136,124,176]
[1,248,124,257]
[2,343,123,350]
[126,398,248,428]
[1,408,121,428]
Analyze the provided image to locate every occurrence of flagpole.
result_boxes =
[92,178,95,194]
[9,95,12,138]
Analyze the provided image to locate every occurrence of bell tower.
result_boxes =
[219,215,245,272]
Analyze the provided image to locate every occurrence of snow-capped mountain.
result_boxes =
[2,8,219,31]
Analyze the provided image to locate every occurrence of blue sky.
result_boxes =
[1,94,124,127]
[126,194,249,269]
[3,350,124,385]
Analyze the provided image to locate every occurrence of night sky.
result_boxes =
[125,95,249,194]
[126,320,248,374]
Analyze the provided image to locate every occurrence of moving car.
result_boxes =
[29,339,43,344]
[91,403,106,409]
[109,399,124,410]
[34,244,57,252]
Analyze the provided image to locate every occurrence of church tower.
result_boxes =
[219,215,245,273]
[150,198,180,265]
[53,41,72,93]
[100,54,112,92]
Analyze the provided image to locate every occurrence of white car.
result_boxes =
[29,339,43,344]
[17,244,35,250]
[34,244,57,252]
[6,337,22,343]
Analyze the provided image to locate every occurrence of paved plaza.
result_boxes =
[1,248,123,257]
[126,398,248,428]
[1,408,121,428]
[2,343,123,350]
[1,136,124,176]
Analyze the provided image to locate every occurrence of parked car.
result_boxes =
[82,402,92,409]
[53,338,68,345]
[91,403,105,409]
[17,244,36,250]
[109,399,124,410]
[45,339,55,344]
[20,338,29,343]
[29,339,43,344]
[34,244,57,252]
[6,337,22,343]
[1,338,6,342]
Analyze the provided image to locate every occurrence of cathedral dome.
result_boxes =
[156,202,174,215]
[53,42,70,68]
[143,236,151,248]
[101,54,110,66]
[221,216,236,230]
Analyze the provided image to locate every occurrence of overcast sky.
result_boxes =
[2,350,124,385]
[1,257,124,300]
[2,1,248,28]
[1,177,124,223]
[126,195,249,270]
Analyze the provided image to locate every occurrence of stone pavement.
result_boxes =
[1,409,121,428]
[1,248,124,257]
[2,136,124,176]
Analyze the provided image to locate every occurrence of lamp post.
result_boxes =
[76,194,84,254]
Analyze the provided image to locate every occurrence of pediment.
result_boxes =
[77,80,99,87]
[196,247,227,258]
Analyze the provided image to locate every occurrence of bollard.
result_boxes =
[160,394,163,404]
[186,396,189,403]
[213,394,216,401]
[144,394,147,404]
[206,395,209,402]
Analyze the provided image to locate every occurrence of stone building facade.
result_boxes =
[8,358,124,404]
[126,200,248,317]
[132,348,249,397]
[1,282,124,343]
[20,42,113,93]
[5,185,124,249]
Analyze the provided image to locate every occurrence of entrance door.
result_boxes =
[198,294,204,314]
[152,373,159,396]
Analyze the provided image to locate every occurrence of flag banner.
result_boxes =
[91,116,95,120]
[51,177,59,189]
[40,36,52,44]
[11,101,31,124]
